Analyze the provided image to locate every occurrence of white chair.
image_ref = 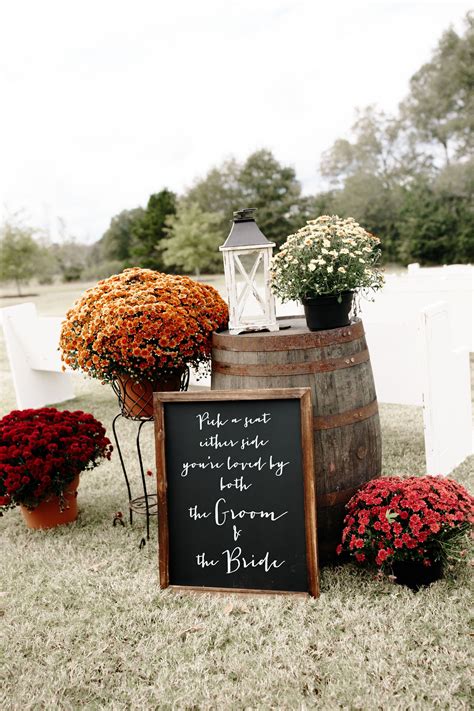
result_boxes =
[1,303,74,409]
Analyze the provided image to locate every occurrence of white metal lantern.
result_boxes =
[220,208,278,335]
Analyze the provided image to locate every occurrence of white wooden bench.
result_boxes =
[1,303,74,409]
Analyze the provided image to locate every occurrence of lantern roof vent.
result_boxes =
[220,208,274,250]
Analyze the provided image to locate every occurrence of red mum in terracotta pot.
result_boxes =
[0,408,112,529]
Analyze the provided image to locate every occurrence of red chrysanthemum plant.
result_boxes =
[0,408,113,512]
[337,476,474,570]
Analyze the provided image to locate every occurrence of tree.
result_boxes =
[317,14,474,266]
[320,108,408,259]
[183,150,309,248]
[184,158,244,241]
[33,236,60,284]
[400,12,474,165]
[397,160,474,264]
[130,189,177,270]
[239,149,306,247]
[100,207,145,264]
[303,190,337,218]
[49,218,92,282]
[161,202,223,276]
[51,239,91,282]
[0,219,41,295]
[320,107,421,188]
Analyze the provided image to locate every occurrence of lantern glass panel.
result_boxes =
[233,249,268,324]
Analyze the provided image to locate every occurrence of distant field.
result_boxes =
[0,274,227,316]
[0,261,411,308]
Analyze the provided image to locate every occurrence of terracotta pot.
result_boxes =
[302,291,354,331]
[20,475,80,530]
[116,371,185,419]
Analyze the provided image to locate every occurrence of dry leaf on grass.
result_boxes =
[179,625,204,640]
[88,562,109,572]
[224,602,249,615]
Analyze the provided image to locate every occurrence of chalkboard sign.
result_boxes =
[154,388,319,597]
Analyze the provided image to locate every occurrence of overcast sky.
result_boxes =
[0,0,471,243]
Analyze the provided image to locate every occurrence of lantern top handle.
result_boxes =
[233,208,257,222]
[220,207,275,250]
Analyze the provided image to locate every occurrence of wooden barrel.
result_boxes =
[211,316,382,563]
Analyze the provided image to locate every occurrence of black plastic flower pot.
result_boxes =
[391,559,443,591]
[302,291,354,331]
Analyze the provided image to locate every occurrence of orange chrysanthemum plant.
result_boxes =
[60,268,229,417]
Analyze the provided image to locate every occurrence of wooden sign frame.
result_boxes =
[154,388,319,598]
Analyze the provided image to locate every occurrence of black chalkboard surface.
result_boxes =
[154,388,319,597]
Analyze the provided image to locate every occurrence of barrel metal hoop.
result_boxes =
[212,349,370,376]
[318,486,360,507]
[313,399,379,430]
[212,319,365,352]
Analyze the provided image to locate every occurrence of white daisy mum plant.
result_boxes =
[270,215,384,302]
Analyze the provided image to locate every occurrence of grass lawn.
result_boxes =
[0,282,473,710]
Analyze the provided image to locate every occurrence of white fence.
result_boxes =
[419,303,472,475]
[357,265,473,474]
[360,265,473,351]
[362,303,472,475]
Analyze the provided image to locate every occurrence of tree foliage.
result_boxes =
[319,13,474,264]
[184,158,243,240]
[182,150,307,248]
[51,239,91,282]
[398,162,474,264]
[49,218,92,282]
[400,12,474,164]
[130,189,177,270]
[0,219,41,294]
[238,149,307,247]
[100,208,145,264]
[320,108,409,259]
[161,202,223,275]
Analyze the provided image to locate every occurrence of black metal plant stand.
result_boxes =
[110,369,189,546]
